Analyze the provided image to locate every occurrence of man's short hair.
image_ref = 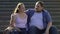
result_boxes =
[36,1,44,7]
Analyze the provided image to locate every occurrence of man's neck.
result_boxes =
[35,11,42,13]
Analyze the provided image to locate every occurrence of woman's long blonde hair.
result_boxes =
[13,3,24,14]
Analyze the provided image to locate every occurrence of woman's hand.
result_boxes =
[5,26,14,31]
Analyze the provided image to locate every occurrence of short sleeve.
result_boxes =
[46,11,52,22]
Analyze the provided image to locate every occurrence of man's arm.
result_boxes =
[45,22,52,32]
[45,11,52,34]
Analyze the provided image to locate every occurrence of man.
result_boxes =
[26,1,58,34]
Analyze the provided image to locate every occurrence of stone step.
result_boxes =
[51,12,60,16]
[55,25,60,30]
[0,2,60,8]
[53,22,60,25]
[0,5,60,10]
[52,16,60,22]
[0,0,37,2]
[0,16,10,20]
[0,1,60,5]
[0,5,16,8]
[58,30,60,34]
[0,0,60,2]
[0,20,9,25]
[39,0,60,2]
[0,12,11,16]
[45,8,60,11]
[44,2,60,5]
[45,5,60,8]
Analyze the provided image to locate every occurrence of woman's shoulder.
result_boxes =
[11,13,17,17]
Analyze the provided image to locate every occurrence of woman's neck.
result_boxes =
[19,10,24,12]
[18,12,24,14]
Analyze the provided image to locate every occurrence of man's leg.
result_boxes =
[49,26,58,34]
[28,26,38,34]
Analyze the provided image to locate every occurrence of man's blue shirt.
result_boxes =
[26,9,52,29]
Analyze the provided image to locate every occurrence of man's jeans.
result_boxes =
[28,26,58,34]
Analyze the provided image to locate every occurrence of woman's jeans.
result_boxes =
[10,28,27,34]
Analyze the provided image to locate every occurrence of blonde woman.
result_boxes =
[9,3,27,34]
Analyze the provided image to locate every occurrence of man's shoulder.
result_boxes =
[43,9,48,12]
[43,9,49,14]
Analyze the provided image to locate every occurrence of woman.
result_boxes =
[9,3,27,34]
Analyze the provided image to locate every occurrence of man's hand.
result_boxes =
[45,30,49,34]
[45,22,52,34]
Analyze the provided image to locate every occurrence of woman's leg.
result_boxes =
[19,28,27,34]
[10,30,19,34]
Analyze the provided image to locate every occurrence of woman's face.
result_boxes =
[18,4,25,12]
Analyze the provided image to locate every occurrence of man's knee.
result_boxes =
[49,25,58,34]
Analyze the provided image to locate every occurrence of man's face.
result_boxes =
[35,2,43,12]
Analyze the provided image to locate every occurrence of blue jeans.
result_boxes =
[28,26,58,34]
[10,28,27,34]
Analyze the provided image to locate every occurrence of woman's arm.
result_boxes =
[10,14,15,27]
